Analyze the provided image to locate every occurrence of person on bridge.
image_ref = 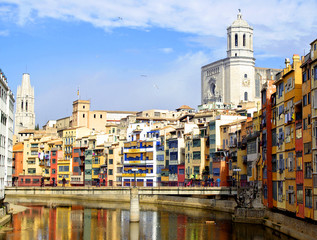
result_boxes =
[216,178,221,187]
[62,177,66,187]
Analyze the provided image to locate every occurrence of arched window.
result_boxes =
[244,92,248,101]
[228,34,231,49]
[243,34,246,47]
[26,101,28,111]
[21,101,23,111]
[244,74,248,78]
[235,34,238,46]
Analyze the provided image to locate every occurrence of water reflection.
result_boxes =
[1,203,294,240]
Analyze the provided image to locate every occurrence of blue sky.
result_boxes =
[0,0,316,126]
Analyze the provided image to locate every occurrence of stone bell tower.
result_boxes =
[14,73,35,135]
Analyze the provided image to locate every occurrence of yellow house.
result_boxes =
[283,54,302,214]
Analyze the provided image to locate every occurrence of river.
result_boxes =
[0,200,294,240]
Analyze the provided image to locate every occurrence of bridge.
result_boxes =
[5,186,236,198]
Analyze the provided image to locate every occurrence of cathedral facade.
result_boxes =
[201,11,280,106]
[14,73,35,135]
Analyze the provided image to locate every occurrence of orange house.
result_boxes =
[12,142,24,186]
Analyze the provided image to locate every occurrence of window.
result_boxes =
[278,82,284,98]
[33,178,39,183]
[303,71,307,82]
[305,188,312,208]
[273,181,277,201]
[287,152,294,171]
[94,114,96,118]
[304,142,311,155]
[296,151,302,171]
[305,162,312,178]
[244,74,247,78]
[109,159,113,164]
[303,118,307,130]
[235,34,238,46]
[83,114,85,118]
[278,181,283,202]
[278,154,284,173]
[179,169,184,175]
[308,92,311,105]
[314,90,317,109]
[247,140,256,154]
[83,105,85,109]
[109,149,113,154]
[244,92,248,101]
[272,154,277,172]
[170,152,178,160]
[272,129,277,146]
[308,114,311,125]
[192,139,201,147]
[59,166,69,172]
[193,151,201,160]
[303,94,307,106]
[52,159,56,164]
[100,114,102,118]
[52,151,56,156]
[52,169,56,174]
[314,66,317,80]
[213,168,220,176]
[28,168,36,174]
[288,185,295,205]
[243,34,246,46]
[209,122,215,130]
[109,169,113,175]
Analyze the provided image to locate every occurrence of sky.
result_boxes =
[0,0,316,127]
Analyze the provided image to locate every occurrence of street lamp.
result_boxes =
[132,168,138,188]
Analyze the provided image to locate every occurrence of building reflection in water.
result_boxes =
[2,204,295,240]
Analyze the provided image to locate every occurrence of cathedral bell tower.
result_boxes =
[227,10,254,59]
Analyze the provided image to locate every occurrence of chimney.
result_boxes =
[292,54,300,63]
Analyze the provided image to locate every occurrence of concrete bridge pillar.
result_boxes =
[130,187,140,222]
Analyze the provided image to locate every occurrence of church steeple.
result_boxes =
[14,73,35,135]
[227,10,254,58]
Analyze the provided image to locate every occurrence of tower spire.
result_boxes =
[237,9,242,19]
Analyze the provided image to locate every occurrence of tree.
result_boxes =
[35,124,39,130]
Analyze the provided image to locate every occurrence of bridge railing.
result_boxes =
[11,180,233,188]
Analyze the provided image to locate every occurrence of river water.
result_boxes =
[0,200,293,240]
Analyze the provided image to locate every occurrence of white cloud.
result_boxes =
[0,30,9,36]
[160,48,173,54]
[2,0,316,57]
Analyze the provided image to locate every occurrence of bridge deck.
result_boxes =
[5,186,237,196]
